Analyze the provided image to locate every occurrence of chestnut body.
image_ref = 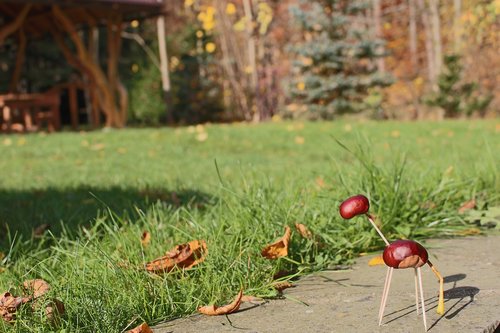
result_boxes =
[383,240,428,269]
[339,195,370,219]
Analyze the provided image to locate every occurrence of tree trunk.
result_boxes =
[417,0,436,87]
[429,0,442,77]
[156,15,173,124]
[453,0,462,52]
[408,0,418,74]
[373,0,385,73]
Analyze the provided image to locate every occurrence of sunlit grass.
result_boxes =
[0,120,499,332]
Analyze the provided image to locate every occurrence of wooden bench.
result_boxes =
[0,92,60,133]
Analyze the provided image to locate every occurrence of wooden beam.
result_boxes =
[9,28,27,93]
[0,4,32,45]
[52,5,123,127]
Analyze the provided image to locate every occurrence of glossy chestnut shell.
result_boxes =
[383,240,428,269]
[339,195,370,219]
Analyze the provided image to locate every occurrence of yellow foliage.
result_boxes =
[184,0,194,7]
[226,3,236,15]
[257,2,273,35]
[297,82,305,91]
[233,17,247,32]
[198,6,216,32]
[205,42,216,53]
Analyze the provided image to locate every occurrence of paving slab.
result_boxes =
[153,236,500,333]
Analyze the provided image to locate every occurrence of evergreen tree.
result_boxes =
[425,55,492,118]
[286,0,392,119]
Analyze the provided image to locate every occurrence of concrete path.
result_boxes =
[153,236,500,333]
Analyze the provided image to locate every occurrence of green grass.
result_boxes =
[0,120,499,332]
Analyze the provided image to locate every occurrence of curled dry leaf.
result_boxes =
[458,199,476,214]
[141,231,151,247]
[44,298,65,323]
[34,224,50,237]
[295,223,312,239]
[23,279,50,299]
[368,255,385,266]
[272,281,294,291]
[197,289,243,316]
[128,322,153,333]
[261,226,292,259]
[145,240,208,274]
[0,292,29,322]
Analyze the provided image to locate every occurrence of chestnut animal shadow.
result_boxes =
[385,273,479,331]
[427,273,479,331]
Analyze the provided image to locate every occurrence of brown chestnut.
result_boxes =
[339,194,370,219]
[382,240,428,269]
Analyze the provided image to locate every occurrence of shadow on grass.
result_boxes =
[0,186,214,248]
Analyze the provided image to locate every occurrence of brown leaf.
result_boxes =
[145,240,208,274]
[197,289,243,316]
[128,322,153,333]
[44,298,65,323]
[0,292,29,322]
[34,224,50,237]
[295,223,312,239]
[261,226,292,259]
[272,281,294,291]
[23,279,50,299]
[458,199,476,214]
[141,231,151,247]
[315,176,326,188]
[368,255,385,266]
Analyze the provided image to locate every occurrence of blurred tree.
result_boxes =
[425,54,492,118]
[285,0,393,120]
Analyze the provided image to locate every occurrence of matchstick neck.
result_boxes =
[366,213,390,246]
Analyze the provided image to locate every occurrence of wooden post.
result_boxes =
[9,28,27,92]
[156,15,172,123]
[69,83,78,129]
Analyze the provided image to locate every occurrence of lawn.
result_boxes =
[0,120,499,332]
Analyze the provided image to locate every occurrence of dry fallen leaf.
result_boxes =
[295,223,312,239]
[141,231,151,247]
[128,322,153,333]
[44,298,65,323]
[23,279,50,299]
[458,199,476,214]
[145,240,208,274]
[272,281,294,291]
[0,292,29,322]
[197,289,243,316]
[368,255,385,266]
[34,224,50,237]
[261,226,292,259]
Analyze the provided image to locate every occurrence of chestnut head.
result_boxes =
[339,194,370,219]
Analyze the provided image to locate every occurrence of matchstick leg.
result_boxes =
[427,260,445,315]
[417,267,428,331]
[379,267,393,326]
[414,268,419,315]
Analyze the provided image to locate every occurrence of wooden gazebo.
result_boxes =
[0,0,167,131]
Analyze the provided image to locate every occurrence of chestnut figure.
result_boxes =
[383,240,428,269]
[339,194,370,219]
[339,195,445,332]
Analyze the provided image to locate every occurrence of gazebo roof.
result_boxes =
[0,0,166,37]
